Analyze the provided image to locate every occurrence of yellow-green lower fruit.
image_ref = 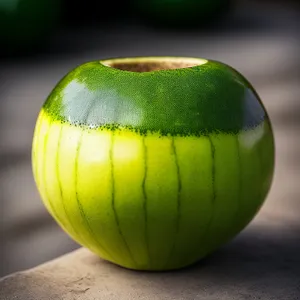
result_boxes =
[32,56,275,271]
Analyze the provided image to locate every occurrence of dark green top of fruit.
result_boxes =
[43,57,267,136]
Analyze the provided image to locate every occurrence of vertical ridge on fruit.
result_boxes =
[142,135,151,268]
[110,132,138,268]
[164,137,182,269]
[74,132,112,261]
[234,134,243,221]
[208,135,216,204]
[55,126,81,240]
[42,121,66,228]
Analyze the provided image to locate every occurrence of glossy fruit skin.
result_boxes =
[132,0,233,27]
[32,57,275,271]
[0,0,60,51]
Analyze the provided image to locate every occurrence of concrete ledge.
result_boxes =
[1,221,299,300]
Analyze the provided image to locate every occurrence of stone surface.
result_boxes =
[0,0,300,299]
[0,222,299,300]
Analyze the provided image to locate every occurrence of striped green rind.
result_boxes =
[32,110,274,270]
[42,57,266,136]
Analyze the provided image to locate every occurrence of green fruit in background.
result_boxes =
[61,0,131,25]
[132,0,233,27]
[32,56,275,271]
[0,0,60,52]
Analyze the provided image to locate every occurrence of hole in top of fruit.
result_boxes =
[100,57,208,73]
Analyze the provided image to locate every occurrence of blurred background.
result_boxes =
[0,0,299,278]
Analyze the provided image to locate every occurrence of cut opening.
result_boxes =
[100,57,208,73]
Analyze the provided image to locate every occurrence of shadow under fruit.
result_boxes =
[32,56,275,271]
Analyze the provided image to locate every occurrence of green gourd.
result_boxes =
[32,57,275,271]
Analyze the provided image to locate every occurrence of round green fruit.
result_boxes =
[32,56,274,271]
[0,0,60,52]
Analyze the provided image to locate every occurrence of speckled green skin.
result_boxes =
[33,57,275,271]
[44,59,265,135]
